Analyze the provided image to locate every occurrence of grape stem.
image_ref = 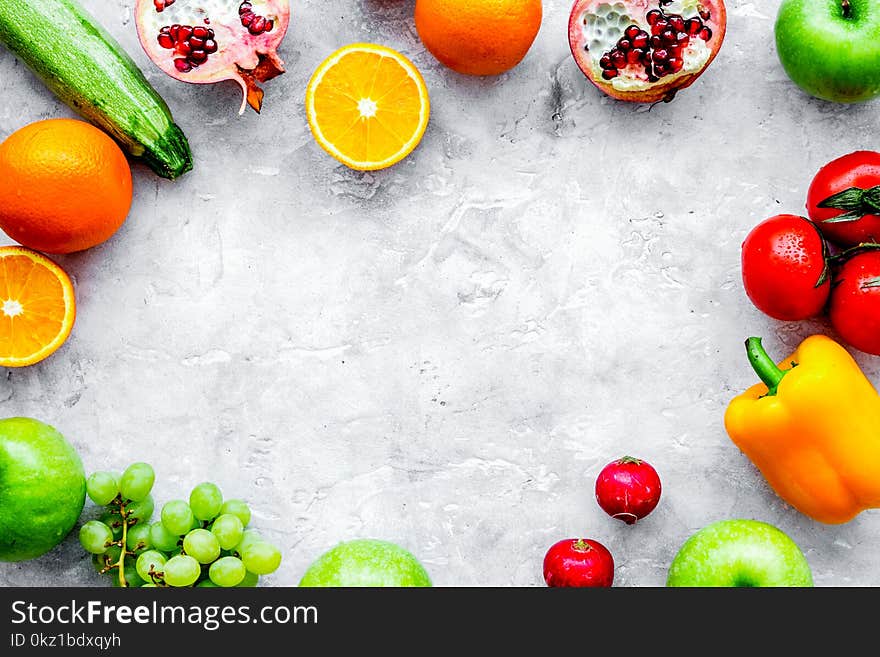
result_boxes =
[116,501,130,587]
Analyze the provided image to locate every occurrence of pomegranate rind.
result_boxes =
[134,0,290,114]
[568,0,726,103]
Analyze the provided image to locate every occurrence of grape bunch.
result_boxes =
[79,462,282,588]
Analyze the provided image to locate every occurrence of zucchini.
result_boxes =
[0,0,193,180]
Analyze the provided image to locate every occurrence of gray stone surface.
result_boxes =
[1,0,879,588]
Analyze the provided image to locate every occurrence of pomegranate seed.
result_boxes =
[154,0,175,11]
[699,7,711,21]
[617,38,632,51]
[157,33,174,49]
[626,48,641,65]
[624,25,641,39]
[249,16,267,34]
[632,33,649,49]
[265,19,274,32]
[599,54,613,69]
[653,49,669,62]
[610,50,627,68]
[698,26,713,41]
[668,57,684,73]
[239,1,252,14]
[686,18,703,35]
[646,9,663,25]
[661,28,677,44]
[157,22,220,70]
[651,19,668,36]
[240,11,255,26]
[669,16,685,32]
[650,35,663,49]
[602,69,618,80]
[677,32,690,46]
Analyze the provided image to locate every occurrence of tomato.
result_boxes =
[740,214,831,321]
[828,250,880,356]
[806,150,880,247]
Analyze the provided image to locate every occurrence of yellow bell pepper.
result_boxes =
[724,334,880,524]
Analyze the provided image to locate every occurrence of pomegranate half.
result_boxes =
[568,0,726,103]
[134,0,290,114]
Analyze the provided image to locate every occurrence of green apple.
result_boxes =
[0,417,86,561]
[666,519,813,587]
[298,539,432,587]
[775,0,880,103]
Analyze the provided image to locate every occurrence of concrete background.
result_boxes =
[1,0,879,587]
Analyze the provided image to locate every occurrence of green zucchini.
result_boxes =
[0,0,193,180]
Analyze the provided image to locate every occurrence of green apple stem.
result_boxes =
[842,0,852,19]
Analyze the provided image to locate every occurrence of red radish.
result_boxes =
[543,538,614,587]
[595,455,662,525]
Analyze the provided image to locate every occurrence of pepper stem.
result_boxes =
[745,337,787,397]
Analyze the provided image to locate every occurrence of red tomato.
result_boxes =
[806,151,880,247]
[741,214,831,321]
[828,250,880,356]
[542,538,614,588]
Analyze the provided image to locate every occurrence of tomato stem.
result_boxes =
[827,242,880,265]
[745,337,787,397]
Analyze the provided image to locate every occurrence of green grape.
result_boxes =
[93,545,123,572]
[210,514,244,550]
[209,556,246,587]
[189,482,223,521]
[114,562,146,588]
[99,511,124,540]
[126,494,155,524]
[149,521,180,552]
[241,542,282,575]
[220,499,251,527]
[125,523,152,554]
[119,462,155,502]
[163,554,201,587]
[237,570,259,588]
[234,529,263,554]
[161,500,195,536]
[183,528,221,564]
[79,521,114,554]
[86,472,119,506]
[136,550,167,583]
[197,579,218,587]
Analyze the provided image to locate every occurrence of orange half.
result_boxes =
[0,246,76,367]
[306,43,431,171]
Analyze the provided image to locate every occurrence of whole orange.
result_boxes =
[415,0,543,76]
[0,118,133,254]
